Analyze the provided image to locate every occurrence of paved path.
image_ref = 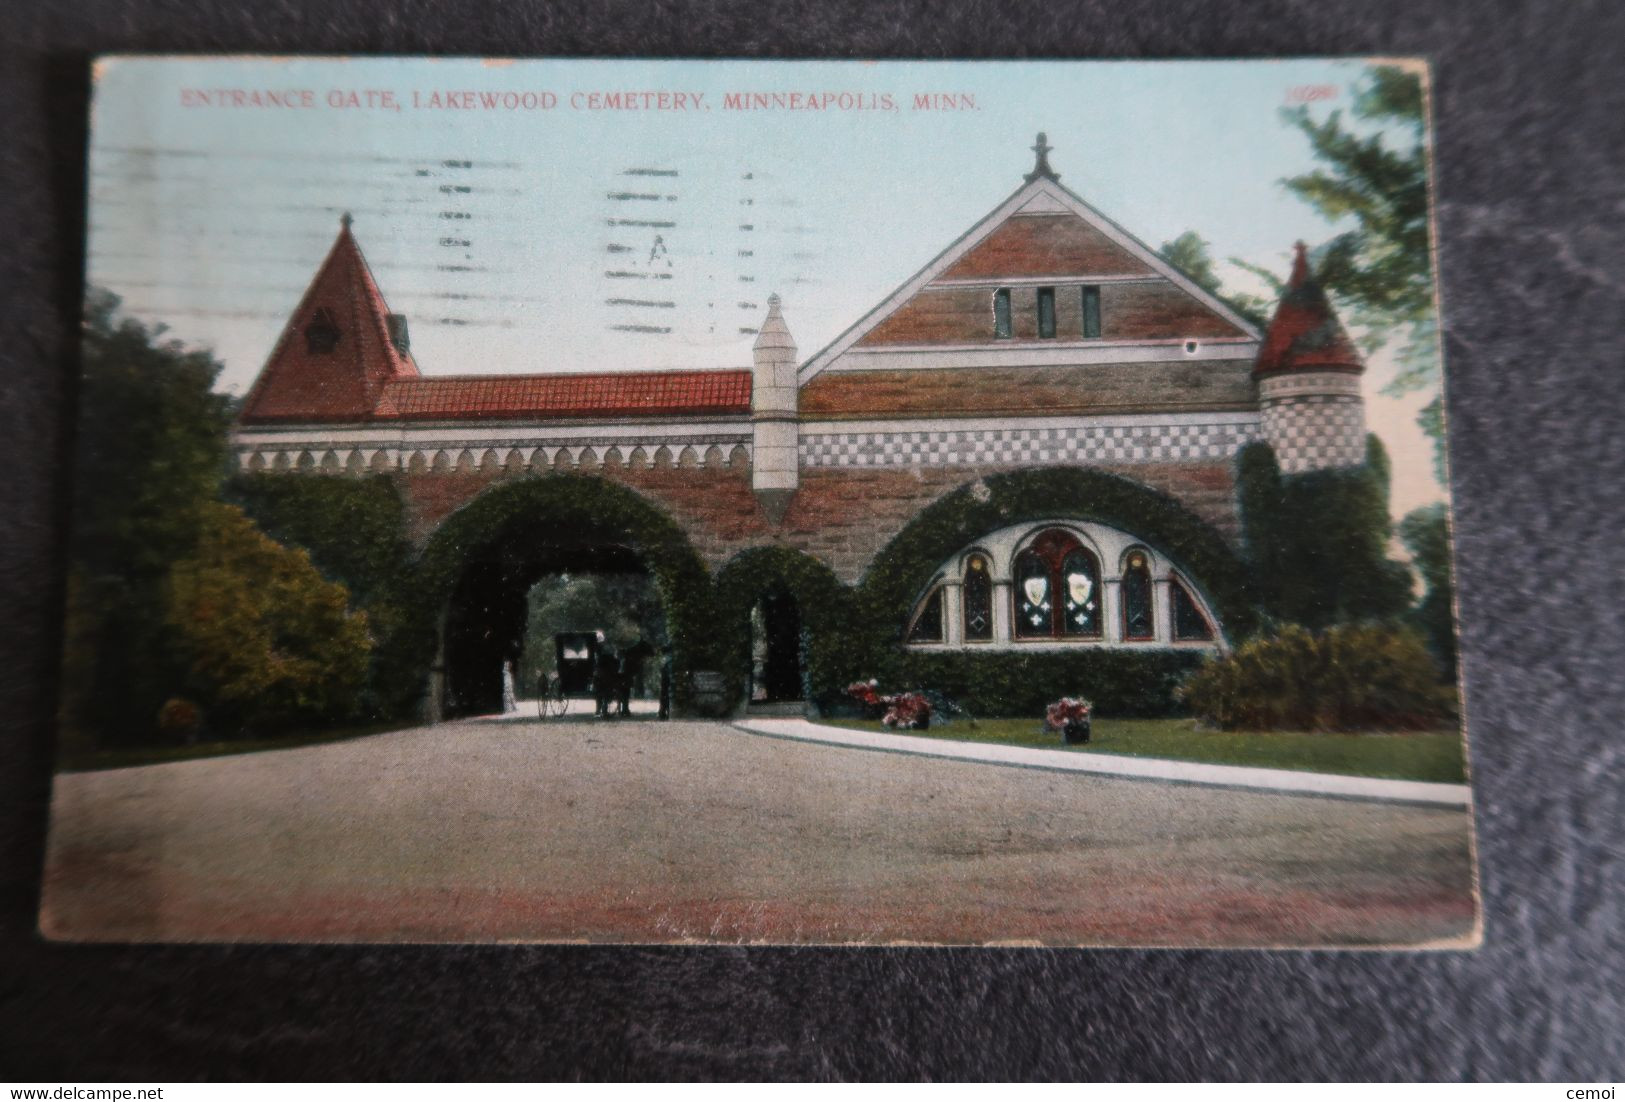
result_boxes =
[41,716,1478,947]
[736,718,1473,807]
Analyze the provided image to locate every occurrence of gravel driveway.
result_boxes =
[41,715,1478,946]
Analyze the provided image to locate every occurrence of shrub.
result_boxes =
[1179,622,1451,731]
[167,503,373,735]
[156,697,201,741]
[229,473,423,719]
[899,649,1206,718]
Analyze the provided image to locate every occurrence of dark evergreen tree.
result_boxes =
[1235,441,1286,616]
[62,290,234,748]
[1399,502,1458,681]
[1235,437,1412,630]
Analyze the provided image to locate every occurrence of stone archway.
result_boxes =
[417,476,712,720]
[751,583,804,704]
[713,546,856,715]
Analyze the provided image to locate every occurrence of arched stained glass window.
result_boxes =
[1060,547,1101,637]
[1014,548,1052,638]
[1172,577,1215,641]
[1121,550,1155,640]
[1015,529,1100,640]
[908,586,945,643]
[963,554,993,642]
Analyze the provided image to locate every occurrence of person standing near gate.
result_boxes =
[658,644,673,720]
[592,635,619,719]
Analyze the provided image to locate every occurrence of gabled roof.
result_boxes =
[239,219,755,427]
[1253,243,1364,378]
[238,216,419,425]
[798,138,1262,383]
[373,369,752,422]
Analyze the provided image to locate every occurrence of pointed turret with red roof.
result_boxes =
[1253,242,1364,379]
[239,214,419,425]
[1253,242,1369,473]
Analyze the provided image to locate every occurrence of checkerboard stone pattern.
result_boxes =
[801,419,1262,469]
[1259,394,1367,473]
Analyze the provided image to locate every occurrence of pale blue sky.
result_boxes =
[87,56,1445,513]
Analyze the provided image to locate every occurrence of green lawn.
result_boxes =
[824,716,1468,784]
[56,720,417,774]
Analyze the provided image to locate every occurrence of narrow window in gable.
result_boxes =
[993,288,1012,339]
[1082,285,1102,338]
[1036,286,1056,339]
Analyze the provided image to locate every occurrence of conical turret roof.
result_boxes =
[1253,242,1364,378]
[239,215,418,424]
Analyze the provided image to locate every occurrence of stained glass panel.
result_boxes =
[1060,548,1101,637]
[908,586,944,643]
[1122,554,1154,640]
[1014,549,1052,637]
[1172,578,1214,640]
[963,555,993,641]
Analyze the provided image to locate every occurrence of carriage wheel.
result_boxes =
[546,676,569,718]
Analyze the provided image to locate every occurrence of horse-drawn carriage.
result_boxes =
[536,632,655,719]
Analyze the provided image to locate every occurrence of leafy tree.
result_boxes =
[1399,502,1458,680]
[167,503,372,733]
[61,290,234,747]
[1158,231,1272,329]
[72,289,234,578]
[522,573,666,679]
[1159,231,1223,295]
[229,473,426,718]
[1279,64,1443,478]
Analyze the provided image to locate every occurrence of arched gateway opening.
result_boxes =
[750,583,804,704]
[419,477,710,721]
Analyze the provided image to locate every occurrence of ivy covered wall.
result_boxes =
[1236,437,1413,630]
[232,455,1416,723]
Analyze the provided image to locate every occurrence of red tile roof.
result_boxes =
[238,222,753,426]
[239,218,419,425]
[1254,243,1364,377]
[373,369,753,422]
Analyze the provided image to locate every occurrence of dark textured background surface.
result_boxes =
[2,0,1622,1081]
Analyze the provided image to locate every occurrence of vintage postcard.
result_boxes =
[44,57,1475,946]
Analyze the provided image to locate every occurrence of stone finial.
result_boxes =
[1024,132,1059,183]
[753,292,796,354]
[340,211,354,231]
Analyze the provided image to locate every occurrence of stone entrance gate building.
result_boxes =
[231,138,1368,717]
